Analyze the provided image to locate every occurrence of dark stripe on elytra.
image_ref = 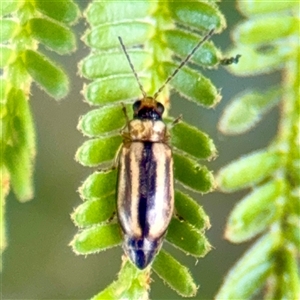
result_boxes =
[138,142,156,236]
[123,148,134,211]
[164,148,172,216]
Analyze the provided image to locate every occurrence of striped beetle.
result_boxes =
[117,29,214,269]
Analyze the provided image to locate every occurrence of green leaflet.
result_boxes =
[84,74,150,105]
[92,261,150,300]
[165,29,220,67]
[216,234,275,299]
[225,180,284,243]
[153,249,197,297]
[22,50,69,99]
[27,18,76,54]
[166,217,211,257]
[227,44,288,76]
[79,170,117,201]
[72,193,116,228]
[174,153,214,193]
[71,223,122,254]
[171,120,217,160]
[80,50,151,79]
[1,19,18,43]
[175,190,210,231]
[218,87,281,135]
[217,150,281,192]
[2,88,35,201]
[0,1,21,16]
[168,1,225,33]
[84,21,153,50]
[33,0,80,24]
[78,105,130,137]
[76,135,122,167]
[227,10,298,77]
[165,62,221,107]
[238,1,299,16]
[86,1,153,26]
[233,16,298,46]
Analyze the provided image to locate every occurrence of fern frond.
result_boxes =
[73,1,226,298]
[0,0,79,263]
[216,2,299,299]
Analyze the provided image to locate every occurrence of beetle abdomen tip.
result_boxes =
[124,236,164,269]
[129,248,155,269]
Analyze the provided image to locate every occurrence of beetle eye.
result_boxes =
[156,102,164,115]
[133,100,142,113]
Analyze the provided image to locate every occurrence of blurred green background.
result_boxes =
[2,1,280,299]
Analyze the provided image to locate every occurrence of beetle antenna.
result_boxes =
[153,28,215,99]
[118,36,147,98]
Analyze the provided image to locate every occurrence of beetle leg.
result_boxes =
[168,114,182,131]
[112,143,123,169]
[121,102,130,131]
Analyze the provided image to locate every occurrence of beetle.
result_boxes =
[117,29,214,269]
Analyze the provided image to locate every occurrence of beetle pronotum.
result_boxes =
[117,29,214,269]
